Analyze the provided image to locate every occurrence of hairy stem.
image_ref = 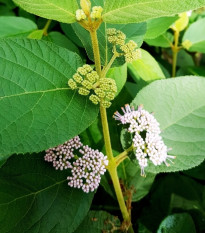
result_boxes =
[90,30,102,77]
[172,30,180,77]
[89,28,134,233]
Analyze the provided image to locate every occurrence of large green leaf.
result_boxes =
[13,0,78,23]
[132,76,205,173]
[157,213,196,233]
[0,39,99,159]
[0,153,94,233]
[0,16,37,38]
[128,49,165,82]
[183,18,205,53]
[103,0,205,24]
[74,211,121,233]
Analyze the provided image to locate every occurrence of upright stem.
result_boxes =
[100,106,114,161]
[90,30,102,77]
[172,30,180,77]
[89,28,134,233]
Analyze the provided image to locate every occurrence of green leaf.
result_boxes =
[132,76,205,173]
[61,23,83,47]
[107,63,127,96]
[0,0,16,9]
[157,213,196,233]
[0,16,37,38]
[183,18,205,53]
[183,160,205,180]
[177,50,194,68]
[188,66,205,76]
[103,0,205,24]
[0,153,94,233]
[74,211,121,233]
[119,160,156,202]
[0,6,15,16]
[28,29,44,39]
[145,32,173,48]
[0,39,99,159]
[13,0,78,23]
[128,49,165,82]
[145,16,178,39]
[44,31,80,54]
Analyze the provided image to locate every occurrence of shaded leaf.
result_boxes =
[0,153,94,233]
[157,213,196,233]
[74,210,121,233]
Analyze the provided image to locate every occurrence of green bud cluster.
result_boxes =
[90,6,103,20]
[107,28,141,63]
[76,5,103,21]
[120,40,141,63]
[68,65,117,108]
[68,64,99,96]
[107,28,126,46]
[91,78,117,108]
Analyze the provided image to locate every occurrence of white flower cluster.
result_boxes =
[45,136,82,170]
[67,145,108,193]
[45,136,108,193]
[114,104,175,176]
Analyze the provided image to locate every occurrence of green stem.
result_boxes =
[172,30,180,77]
[90,30,102,77]
[89,28,134,233]
[43,19,52,36]
[102,51,118,78]
[115,145,133,167]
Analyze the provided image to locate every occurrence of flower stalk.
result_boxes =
[89,27,134,232]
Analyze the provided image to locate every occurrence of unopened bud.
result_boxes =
[80,0,91,16]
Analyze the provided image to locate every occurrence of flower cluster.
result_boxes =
[114,104,175,176]
[107,28,126,46]
[120,41,142,63]
[68,64,117,108]
[67,146,108,193]
[45,136,108,193]
[76,5,103,21]
[45,136,82,170]
[107,28,141,63]
[90,6,103,20]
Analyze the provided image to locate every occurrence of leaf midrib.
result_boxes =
[0,88,70,100]
[0,177,66,206]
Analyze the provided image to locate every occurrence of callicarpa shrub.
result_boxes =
[0,0,205,232]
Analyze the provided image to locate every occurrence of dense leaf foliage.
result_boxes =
[0,0,205,232]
